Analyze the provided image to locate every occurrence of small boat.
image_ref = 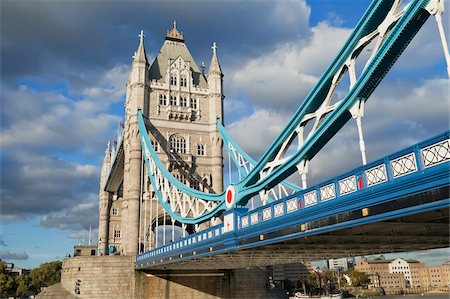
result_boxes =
[290,292,343,299]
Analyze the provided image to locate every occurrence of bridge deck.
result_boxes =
[136,133,450,270]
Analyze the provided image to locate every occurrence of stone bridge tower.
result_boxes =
[98,22,224,256]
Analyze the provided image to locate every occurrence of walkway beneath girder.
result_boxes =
[137,184,449,270]
[141,207,448,270]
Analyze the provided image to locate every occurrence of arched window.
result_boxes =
[180,75,187,87]
[190,98,198,109]
[170,74,177,86]
[197,144,205,156]
[170,135,186,154]
[170,95,177,106]
[159,94,167,106]
[111,208,118,216]
[180,97,187,107]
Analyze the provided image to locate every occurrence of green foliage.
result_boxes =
[0,260,16,297]
[0,261,16,296]
[0,259,63,296]
[346,267,369,287]
[307,272,319,289]
[0,260,6,274]
[29,261,62,293]
[16,274,31,297]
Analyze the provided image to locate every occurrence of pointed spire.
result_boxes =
[100,141,112,188]
[133,30,148,63]
[103,141,111,166]
[208,42,222,75]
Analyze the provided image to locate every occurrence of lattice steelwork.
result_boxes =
[286,198,298,213]
[304,190,317,207]
[320,183,336,201]
[138,111,225,224]
[391,153,417,178]
[263,207,272,221]
[241,216,249,228]
[250,212,259,225]
[365,164,387,186]
[274,203,284,217]
[339,176,357,195]
[218,120,301,205]
[421,139,450,167]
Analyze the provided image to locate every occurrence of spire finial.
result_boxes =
[166,21,184,42]
[212,42,218,55]
[139,30,145,44]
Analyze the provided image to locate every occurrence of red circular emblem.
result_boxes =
[226,190,233,204]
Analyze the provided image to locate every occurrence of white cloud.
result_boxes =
[228,22,352,111]
[0,65,128,154]
[1,152,99,222]
[227,109,290,159]
[81,64,129,102]
[271,0,310,32]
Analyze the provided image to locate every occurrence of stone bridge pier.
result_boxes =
[50,256,287,299]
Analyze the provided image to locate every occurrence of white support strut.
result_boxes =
[426,0,450,77]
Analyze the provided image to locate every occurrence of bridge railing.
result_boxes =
[136,131,449,263]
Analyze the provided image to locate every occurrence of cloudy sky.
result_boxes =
[1,0,449,269]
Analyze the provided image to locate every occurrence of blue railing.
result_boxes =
[136,131,449,264]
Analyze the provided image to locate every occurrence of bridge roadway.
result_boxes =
[136,132,450,270]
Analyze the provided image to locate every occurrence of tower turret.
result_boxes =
[207,42,224,193]
[98,142,111,255]
[126,30,150,116]
[122,31,149,255]
[207,42,223,104]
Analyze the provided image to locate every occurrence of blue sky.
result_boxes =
[1,0,449,269]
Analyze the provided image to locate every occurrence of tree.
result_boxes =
[29,261,62,294]
[0,261,16,297]
[346,268,369,287]
[16,274,31,297]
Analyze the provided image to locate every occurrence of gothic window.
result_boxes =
[114,229,121,238]
[180,75,187,87]
[159,94,167,105]
[151,139,159,152]
[180,97,187,107]
[197,144,205,156]
[190,98,198,109]
[170,95,177,106]
[111,208,118,216]
[170,135,186,154]
[170,74,177,86]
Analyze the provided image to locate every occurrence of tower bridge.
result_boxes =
[51,0,450,298]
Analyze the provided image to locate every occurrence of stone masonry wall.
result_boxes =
[137,267,287,299]
[61,256,135,299]
[60,256,286,299]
